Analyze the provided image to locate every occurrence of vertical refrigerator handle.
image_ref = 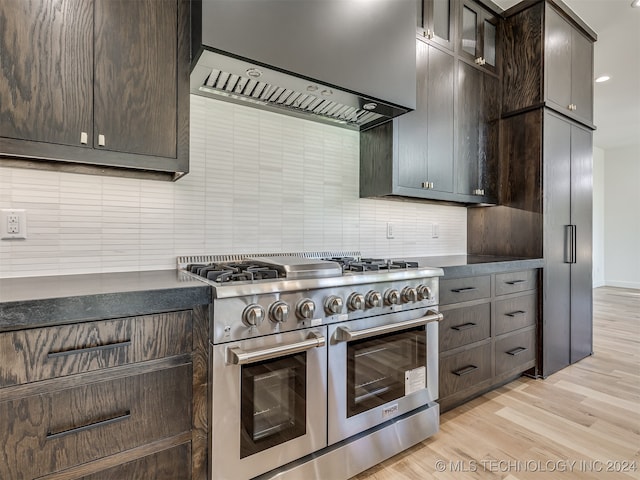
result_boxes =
[564,225,573,263]
[565,225,577,264]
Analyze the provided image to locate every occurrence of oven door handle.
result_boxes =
[335,309,443,342]
[226,331,326,365]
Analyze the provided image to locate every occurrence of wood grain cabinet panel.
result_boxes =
[0,311,192,387]
[0,365,191,480]
[438,268,539,411]
[439,275,491,305]
[495,328,536,376]
[495,270,537,295]
[439,342,491,398]
[495,293,537,335]
[0,0,189,178]
[79,444,191,480]
[439,302,491,351]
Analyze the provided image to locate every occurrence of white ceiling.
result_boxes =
[493,0,640,151]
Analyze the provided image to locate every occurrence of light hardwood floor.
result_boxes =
[353,287,640,479]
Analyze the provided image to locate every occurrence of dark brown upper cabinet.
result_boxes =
[458,0,499,74]
[417,0,456,51]
[0,0,189,180]
[501,0,595,127]
[361,40,456,202]
[456,60,499,202]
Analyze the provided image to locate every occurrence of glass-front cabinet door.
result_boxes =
[459,0,498,74]
[417,0,455,51]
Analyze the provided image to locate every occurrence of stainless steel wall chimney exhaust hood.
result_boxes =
[191,0,416,131]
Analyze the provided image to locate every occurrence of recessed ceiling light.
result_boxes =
[632,0,640,7]
[595,75,610,83]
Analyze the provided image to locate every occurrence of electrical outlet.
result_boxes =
[1,209,27,239]
[431,223,439,239]
[386,222,395,239]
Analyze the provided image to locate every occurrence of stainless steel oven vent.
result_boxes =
[199,67,385,129]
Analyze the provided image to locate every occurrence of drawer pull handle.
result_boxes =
[506,346,528,356]
[47,340,132,359]
[452,365,478,376]
[505,279,527,285]
[46,410,131,440]
[451,287,477,293]
[451,322,477,331]
[506,310,527,318]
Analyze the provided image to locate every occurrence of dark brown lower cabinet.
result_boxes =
[79,445,191,480]
[438,269,538,412]
[0,307,209,480]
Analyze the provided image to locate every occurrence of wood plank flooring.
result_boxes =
[352,287,640,480]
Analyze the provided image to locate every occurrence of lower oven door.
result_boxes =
[327,310,440,445]
[211,327,327,480]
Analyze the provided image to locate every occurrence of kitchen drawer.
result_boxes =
[440,302,491,351]
[495,293,537,335]
[79,444,191,480]
[439,342,491,398]
[495,270,537,296]
[0,364,191,480]
[0,311,192,387]
[439,275,491,305]
[495,328,536,376]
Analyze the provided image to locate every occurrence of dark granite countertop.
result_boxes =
[398,255,544,279]
[0,270,211,332]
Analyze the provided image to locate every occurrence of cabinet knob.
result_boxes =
[568,104,577,111]
[80,132,88,145]
[98,134,106,147]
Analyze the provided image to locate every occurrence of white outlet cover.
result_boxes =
[1,209,27,239]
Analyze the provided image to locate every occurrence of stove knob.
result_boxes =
[365,290,382,308]
[401,286,418,303]
[324,295,343,315]
[417,284,432,300]
[384,289,401,305]
[269,301,290,323]
[296,299,316,320]
[347,293,365,311]
[242,304,265,327]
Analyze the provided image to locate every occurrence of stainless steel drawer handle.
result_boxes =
[47,340,132,359]
[505,280,527,285]
[452,365,478,376]
[335,310,443,342]
[451,322,478,331]
[505,310,527,318]
[226,331,325,365]
[451,287,477,293]
[506,346,528,356]
[46,410,131,440]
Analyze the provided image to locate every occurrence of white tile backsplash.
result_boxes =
[0,96,467,278]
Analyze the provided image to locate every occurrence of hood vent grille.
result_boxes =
[198,67,384,129]
[190,50,405,131]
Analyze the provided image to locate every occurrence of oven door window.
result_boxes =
[347,326,426,417]
[240,353,307,458]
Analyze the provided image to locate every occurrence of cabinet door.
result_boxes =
[570,124,593,363]
[0,0,93,147]
[94,0,178,158]
[544,5,572,116]
[542,111,572,376]
[417,0,455,51]
[397,41,454,194]
[458,60,498,200]
[459,0,498,74]
[570,28,594,124]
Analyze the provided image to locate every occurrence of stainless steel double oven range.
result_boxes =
[179,252,444,480]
